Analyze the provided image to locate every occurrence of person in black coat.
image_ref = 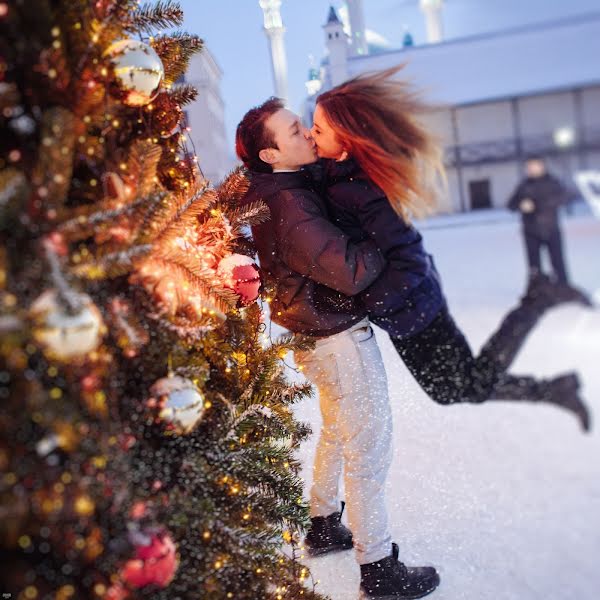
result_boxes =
[508,156,592,305]
[310,67,590,440]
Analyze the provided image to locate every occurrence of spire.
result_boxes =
[258,0,289,102]
[326,5,341,25]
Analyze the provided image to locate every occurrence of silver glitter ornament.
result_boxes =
[104,39,164,106]
[149,376,206,435]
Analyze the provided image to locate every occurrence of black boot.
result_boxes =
[538,372,591,432]
[491,372,591,433]
[359,543,440,599]
[552,282,594,307]
[305,501,353,556]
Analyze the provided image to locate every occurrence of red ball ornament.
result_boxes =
[121,531,178,589]
[217,254,261,306]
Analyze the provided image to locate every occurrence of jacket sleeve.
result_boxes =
[352,184,429,273]
[273,191,385,296]
[545,177,575,208]
[507,182,525,211]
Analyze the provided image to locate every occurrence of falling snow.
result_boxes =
[287,208,600,600]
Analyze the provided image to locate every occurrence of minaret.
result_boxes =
[258,0,289,103]
[420,0,444,43]
[324,6,349,87]
[345,0,368,56]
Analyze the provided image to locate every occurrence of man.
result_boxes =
[236,98,440,599]
[508,156,592,306]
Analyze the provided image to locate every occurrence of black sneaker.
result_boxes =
[305,501,353,556]
[359,543,440,599]
[541,372,591,433]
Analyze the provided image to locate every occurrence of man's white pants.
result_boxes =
[295,318,393,565]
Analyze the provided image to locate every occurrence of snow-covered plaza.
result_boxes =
[293,208,600,600]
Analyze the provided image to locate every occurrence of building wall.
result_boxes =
[185,48,232,185]
[455,101,513,144]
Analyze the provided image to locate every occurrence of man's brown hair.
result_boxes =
[236,97,284,173]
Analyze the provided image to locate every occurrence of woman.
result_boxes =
[310,66,590,431]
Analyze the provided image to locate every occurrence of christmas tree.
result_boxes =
[0,1,325,598]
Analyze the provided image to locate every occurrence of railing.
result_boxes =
[444,128,600,167]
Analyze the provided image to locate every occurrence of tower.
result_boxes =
[420,0,444,43]
[324,6,349,87]
[258,0,289,103]
[345,0,368,56]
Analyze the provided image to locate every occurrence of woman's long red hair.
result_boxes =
[317,65,445,219]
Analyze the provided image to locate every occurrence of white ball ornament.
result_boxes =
[104,39,164,106]
[30,290,104,361]
[149,376,206,435]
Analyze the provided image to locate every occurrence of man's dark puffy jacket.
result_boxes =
[322,158,446,340]
[242,169,386,337]
[508,173,572,238]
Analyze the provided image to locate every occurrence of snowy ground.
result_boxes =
[283,208,600,600]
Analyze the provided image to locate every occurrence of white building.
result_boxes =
[185,47,232,185]
[306,5,600,213]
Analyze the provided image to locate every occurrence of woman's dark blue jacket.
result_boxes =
[322,158,446,339]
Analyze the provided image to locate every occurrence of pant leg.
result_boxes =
[392,309,480,405]
[546,228,569,284]
[299,320,393,565]
[524,231,543,276]
[477,291,546,375]
[295,346,344,518]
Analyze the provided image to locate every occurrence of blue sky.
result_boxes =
[179,0,599,155]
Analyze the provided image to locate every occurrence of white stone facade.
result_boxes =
[185,48,232,186]
[315,8,600,213]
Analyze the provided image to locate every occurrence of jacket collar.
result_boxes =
[323,157,363,183]
[248,169,314,192]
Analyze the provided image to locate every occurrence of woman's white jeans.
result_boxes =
[295,318,393,565]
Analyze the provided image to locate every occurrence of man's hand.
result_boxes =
[519,198,535,213]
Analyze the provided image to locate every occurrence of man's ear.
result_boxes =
[259,147,278,165]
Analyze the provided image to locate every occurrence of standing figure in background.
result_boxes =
[508,156,593,306]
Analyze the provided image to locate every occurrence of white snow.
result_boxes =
[284,208,600,600]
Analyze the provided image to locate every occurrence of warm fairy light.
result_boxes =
[202,531,211,539]
[51,26,60,36]
[214,560,222,569]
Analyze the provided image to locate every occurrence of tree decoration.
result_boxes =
[217,253,261,306]
[148,375,206,434]
[104,39,164,107]
[30,289,104,360]
[148,91,183,138]
[120,528,179,589]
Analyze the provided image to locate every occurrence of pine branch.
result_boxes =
[30,107,76,219]
[59,197,150,242]
[71,244,153,279]
[226,200,271,229]
[166,83,198,106]
[150,32,203,84]
[216,166,251,205]
[128,140,163,199]
[131,1,184,33]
